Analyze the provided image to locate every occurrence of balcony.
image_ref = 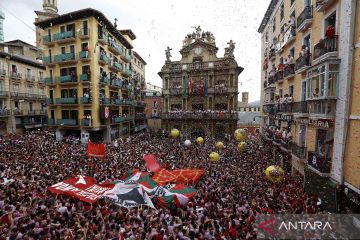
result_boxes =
[80,96,91,104]
[81,118,92,127]
[10,92,27,99]
[267,75,277,85]
[112,117,125,123]
[46,98,53,105]
[99,75,110,85]
[80,73,90,82]
[291,143,307,159]
[42,35,54,45]
[307,99,336,117]
[45,77,55,85]
[42,56,53,65]
[307,151,331,175]
[313,36,338,65]
[135,113,146,119]
[79,51,91,61]
[38,77,45,84]
[316,0,336,12]
[169,88,183,95]
[78,28,90,39]
[25,75,36,82]
[99,54,110,65]
[56,75,77,84]
[276,71,284,83]
[28,110,36,115]
[283,64,295,79]
[54,52,76,65]
[13,109,24,115]
[214,86,229,94]
[98,31,108,45]
[292,101,308,114]
[110,79,122,88]
[0,69,6,77]
[47,118,55,125]
[297,6,313,32]
[110,62,122,72]
[0,91,8,98]
[295,54,311,74]
[161,112,238,120]
[114,98,123,105]
[100,98,110,105]
[123,68,132,77]
[0,109,10,117]
[123,100,134,106]
[53,30,75,43]
[109,41,123,55]
[269,49,276,61]
[55,97,77,104]
[39,110,47,115]
[263,104,275,114]
[58,119,78,126]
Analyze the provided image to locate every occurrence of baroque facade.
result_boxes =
[159,27,243,138]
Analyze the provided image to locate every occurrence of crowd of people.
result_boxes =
[0,129,322,239]
[164,110,238,120]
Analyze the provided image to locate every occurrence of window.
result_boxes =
[39,88,44,96]
[152,101,157,108]
[27,86,33,95]
[26,68,31,78]
[265,32,268,43]
[29,102,33,111]
[280,4,284,21]
[279,89,283,98]
[39,71,43,81]
[289,47,295,58]
[272,18,276,32]
[289,85,294,97]
[13,84,19,92]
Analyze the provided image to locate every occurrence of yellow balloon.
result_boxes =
[215,141,224,149]
[209,152,220,162]
[234,129,247,142]
[265,166,285,183]
[196,137,204,144]
[170,129,180,138]
[237,142,247,152]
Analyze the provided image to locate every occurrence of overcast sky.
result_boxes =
[1,0,270,102]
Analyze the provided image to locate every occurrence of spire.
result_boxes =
[43,0,58,14]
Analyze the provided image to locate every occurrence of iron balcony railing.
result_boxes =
[0,109,10,116]
[58,118,78,126]
[55,98,77,104]
[81,118,92,126]
[307,151,331,174]
[56,75,77,84]
[80,74,90,82]
[79,51,91,60]
[169,88,183,95]
[291,142,307,159]
[284,64,295,78]
[53,30,75,41]
[295,54,311,71]
[54,52,76,63]
[313,35,338,60]
[297,6,313,29]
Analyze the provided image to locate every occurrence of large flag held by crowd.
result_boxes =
[87,141,106,158]
[49,153,204,209]
[48,175,114,204]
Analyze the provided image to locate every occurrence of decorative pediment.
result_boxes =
[180,40,218,56]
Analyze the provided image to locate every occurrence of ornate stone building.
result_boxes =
[159,27,243,138]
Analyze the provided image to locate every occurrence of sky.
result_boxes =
[1,0,270,102]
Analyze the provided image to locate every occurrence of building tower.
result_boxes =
[34,0,59,47]
[242,92,249,104]
[0,10,5,43]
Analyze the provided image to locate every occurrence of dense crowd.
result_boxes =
[164,110,237,120]
[0,129,322,239]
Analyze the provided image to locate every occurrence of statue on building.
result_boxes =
[165,46,172,62]
[224,40,235,58]
[205,31,216,44]
[182,34,193,47]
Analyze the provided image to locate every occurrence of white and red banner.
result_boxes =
[48,175,114,203]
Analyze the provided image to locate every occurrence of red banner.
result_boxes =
[87,141,106,158]
[152,169,204,186]
[48,175,114,203]
[144,154,161,172]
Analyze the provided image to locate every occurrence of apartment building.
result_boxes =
[0,40,47,134]
[34,3,144,142]
[258,0,359,212]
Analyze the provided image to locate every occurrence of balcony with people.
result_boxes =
[99,49,110,65]
[291,142,307,159]
[274,94,293,113]
[295,45,311,73]
[54,52,76,65]
[316,0,336,12]
[98,27,108,45]
[56,68,77,85]
[313,25,338,64]
[161,109,238,120]
[55,89,78,105]
[79,44,90,61]
[169,83,183,96]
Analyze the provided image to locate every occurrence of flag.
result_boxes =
[143,154,161,172]
[87,141,106,158]
[204,77,208,96]
[48,175,114,203]
[152,184,197,206]
[182,75,188,97]
[152,169,205,186]
[121,169,146,182]
[103,182,155,209]
[188,75,193,95]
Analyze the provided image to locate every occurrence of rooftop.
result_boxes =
[257,0,278,33]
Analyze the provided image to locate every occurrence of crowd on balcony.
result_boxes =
[264,125,293,148]
[82,114,92,126]
[165,109,237,119]
[314,25,336,59]
[274,94,293,112]
[214,83,227,93]
[0,106,9,115]
[0,129,326,239]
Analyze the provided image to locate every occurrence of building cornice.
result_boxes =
[257,0,279,33]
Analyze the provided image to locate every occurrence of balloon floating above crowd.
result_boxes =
[209,152,220,162]
[237,142,247,152]
[234,129,247,142]
[170,128,180,138]
[184,140,191,147]
[215,141,224,149]
[265,165,285,183]
[196,137,204,144]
